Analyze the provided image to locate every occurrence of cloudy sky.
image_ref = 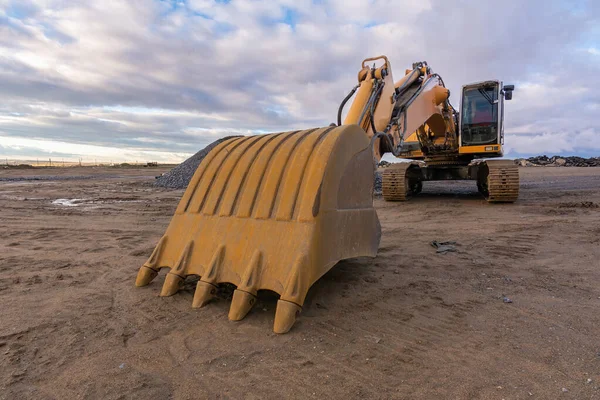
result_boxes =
[1,0,599,163]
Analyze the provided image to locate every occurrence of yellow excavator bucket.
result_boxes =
[136,125,380,333]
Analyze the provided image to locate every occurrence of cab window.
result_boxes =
[461,85,499,145]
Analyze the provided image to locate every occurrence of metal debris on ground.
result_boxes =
[502,295,513,303]
[365,335,382,344]
[430,240,457,254]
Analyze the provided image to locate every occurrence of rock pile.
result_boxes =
[154,136,240,189]
[374,172,383,195]
[515,155,600,167]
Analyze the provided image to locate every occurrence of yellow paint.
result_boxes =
[136,126,380,333]
[459,144,503,155]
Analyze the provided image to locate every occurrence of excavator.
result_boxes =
[135,56,517,333]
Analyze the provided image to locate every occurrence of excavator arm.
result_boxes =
[339,57,457,161]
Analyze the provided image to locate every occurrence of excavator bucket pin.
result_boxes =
[136,125,381,333]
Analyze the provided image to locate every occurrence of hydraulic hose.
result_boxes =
[370,131,404,162]
[368,81,386,134]
[337,84,360,126]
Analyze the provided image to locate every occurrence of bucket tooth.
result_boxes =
[135,266,158,287]
[204,245,225,283]
[228,289,257,321]
[229,251,262,321]
[136,235,167,286]
[172,240,194,275]
[281,256,309,305]
[192,280,218,308]
[191,245,225,308]
[160,272,184,297]
[274,299,302,334]
[237,250,262,293]
[145,235,167,268]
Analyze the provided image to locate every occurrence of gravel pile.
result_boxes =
[515,155,600,167]
[154,136,240,189]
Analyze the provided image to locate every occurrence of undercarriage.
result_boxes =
[381,159,519,202]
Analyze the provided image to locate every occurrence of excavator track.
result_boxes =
[482,160,519,203]
[381,163,421,201]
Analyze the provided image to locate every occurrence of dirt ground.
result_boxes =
[1,166,599,399]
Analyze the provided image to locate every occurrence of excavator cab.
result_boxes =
[459,81,513,156]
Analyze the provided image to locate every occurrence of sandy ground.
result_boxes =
[1,166,599,399]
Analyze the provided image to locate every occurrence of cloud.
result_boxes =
[505,130,600,158]
[0,135,190,163]
[0,0,599,161]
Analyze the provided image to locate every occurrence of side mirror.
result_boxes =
[503,84,514,100]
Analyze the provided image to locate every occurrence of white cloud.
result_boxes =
[587,47,600,56]
[0,135,192,163]
[0,0,599,162]
[505,128,600,156]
